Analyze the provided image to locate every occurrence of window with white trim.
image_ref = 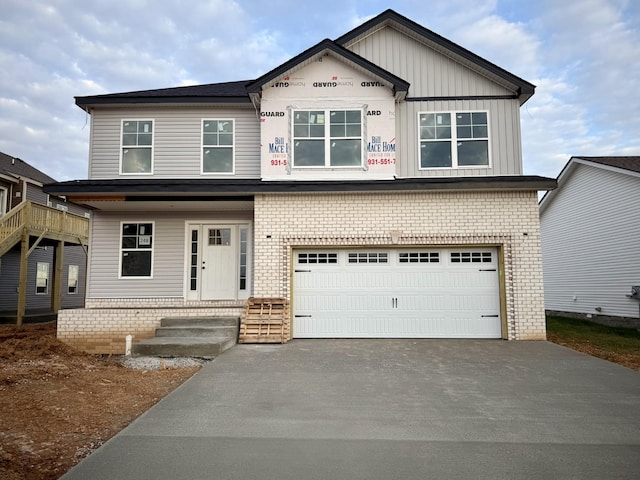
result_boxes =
[120,222,153,277]
[419,112,489,168]
[121,120,153,174]
[36,262,49,295]
[68,265,79,294]
[292,109,362,167]
[202,119,234,173]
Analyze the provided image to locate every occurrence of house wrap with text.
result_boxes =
[45,10,556,354]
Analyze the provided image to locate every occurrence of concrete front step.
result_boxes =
[161,316,238,327]
[155,325,238,338]
[132,336,236,358]
[132,316,240,358]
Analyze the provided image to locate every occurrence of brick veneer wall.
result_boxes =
[58,299,244,354]
[253,190,546,340]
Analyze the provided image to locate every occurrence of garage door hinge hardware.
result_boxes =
[479,269,497,271]
[294,269,312,273]
[481,314,499,318]
[295,315,312,318]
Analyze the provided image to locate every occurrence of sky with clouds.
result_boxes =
[1,0,638,181]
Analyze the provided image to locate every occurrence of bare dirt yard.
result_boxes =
[0,322,200,480]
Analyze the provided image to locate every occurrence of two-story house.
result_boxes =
[46,10,555,354]
[0,152,90,323]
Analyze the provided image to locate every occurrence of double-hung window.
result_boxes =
[202,119,234,173]
[120,222,153,277]
[121,120,153,174]
[292,109,362,167]
[419,112,489,168]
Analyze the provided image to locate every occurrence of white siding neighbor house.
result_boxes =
[45,10,556,354]
[540,156,640,325]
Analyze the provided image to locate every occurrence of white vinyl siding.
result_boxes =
[541,164,640,318]
[89,107,260,179]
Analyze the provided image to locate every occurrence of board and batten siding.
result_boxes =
[541,164,640,318]
[88,106,260,179]
[346,26,516,98]
[87,210,253,299]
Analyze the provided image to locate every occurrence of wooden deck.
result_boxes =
[0,201,90,325]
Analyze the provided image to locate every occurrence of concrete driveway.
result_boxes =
[62,340,640,479]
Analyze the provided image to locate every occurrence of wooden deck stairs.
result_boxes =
[239,297,290,344]
[0,201,89,325]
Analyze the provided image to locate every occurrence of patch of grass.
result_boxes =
[546,315,640,370]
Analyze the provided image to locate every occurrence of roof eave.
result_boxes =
[45,176,557,199]
[75,95,252,111]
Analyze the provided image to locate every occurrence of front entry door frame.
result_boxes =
[184,221,252,301]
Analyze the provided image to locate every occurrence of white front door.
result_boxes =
[201,225,237,300]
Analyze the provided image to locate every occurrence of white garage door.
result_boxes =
[292,248,502,338]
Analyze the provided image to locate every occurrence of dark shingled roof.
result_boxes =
[75,80,253,110]
[574,156,640,174]
[0,151,56,184]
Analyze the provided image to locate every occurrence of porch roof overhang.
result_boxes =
[45,176,556,210]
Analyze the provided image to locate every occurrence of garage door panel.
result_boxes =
[293,248,501,339]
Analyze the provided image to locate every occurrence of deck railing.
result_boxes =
[0,201,89,256]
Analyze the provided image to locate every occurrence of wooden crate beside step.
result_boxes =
[239,297,290,344]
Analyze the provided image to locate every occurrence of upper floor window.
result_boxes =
[292,110,362,168]
[419,112,489,169]
[121,120,153,174]
[202,119,234,173]
[120,222,153,278]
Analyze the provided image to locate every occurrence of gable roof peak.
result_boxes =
[246,37,409,101]
[336,8,535,105]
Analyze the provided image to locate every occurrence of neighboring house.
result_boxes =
[539,156,640,326]
[45,9,555,354]
[0,152,90,322]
